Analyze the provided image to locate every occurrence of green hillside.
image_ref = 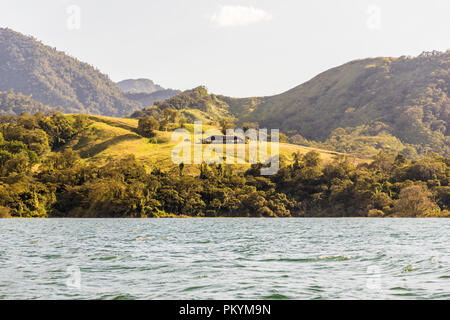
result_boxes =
[149,86,265,122]
[1,27,448,158]
[69,115,349,172]
[134,52,449,158]
[0,28,139,116]
[153,86,232,120]
[242,51,449,156]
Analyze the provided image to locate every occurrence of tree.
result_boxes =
[178,115,187,128]
[393,185,440,217]
[303,151,321,168]
[73,114,91,131]
[218,117,236,135]
[137,116,159,138]
[242,122,259,131]
[278,133,289,143]
[0,206,11,218]
[159,119,169,131]
[162,108,179,123]
[179,163,185,176]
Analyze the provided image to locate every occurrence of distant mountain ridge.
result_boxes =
[0,28,139,116]
[116,79,181,108]
[117,78,164,94]
[124,89,181,109]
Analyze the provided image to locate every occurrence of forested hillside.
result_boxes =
[132,51,449,157]
[154,86,231,118]
[0,112,448,218]
[0,28,139,116]
[141,86,263,124]
[243,51,450,156]
[0,90,50,115]
[1,27,448,158]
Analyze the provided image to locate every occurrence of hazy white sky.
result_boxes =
[1,0,449,97]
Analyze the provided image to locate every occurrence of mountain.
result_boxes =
[134,52,449,157]
[124,89,181,108]
[116,79,181,109]
[117,78,164,94]
[244,51,449,145]
[0,28,139,116]
[1,27,447,156]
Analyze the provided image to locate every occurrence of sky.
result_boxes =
[1,0,449,97]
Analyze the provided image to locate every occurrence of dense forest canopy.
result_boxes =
[0,28,139,116]
[0,112,448,218]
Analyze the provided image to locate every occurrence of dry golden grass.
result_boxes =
[68,115,367,173]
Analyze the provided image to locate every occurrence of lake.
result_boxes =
[0,218,449,300]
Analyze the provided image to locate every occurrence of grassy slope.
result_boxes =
[64,115,366,174]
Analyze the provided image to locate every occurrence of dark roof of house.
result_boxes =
[202,135,245,143]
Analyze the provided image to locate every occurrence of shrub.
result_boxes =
[368,209,384,217]
[137,116,159,138]
[393,185,441,217]
[0,206,11,218]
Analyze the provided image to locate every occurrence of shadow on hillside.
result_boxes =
[88,115,137,132]
[79,134,141,158]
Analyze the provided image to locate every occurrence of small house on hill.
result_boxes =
[201,135,245,144]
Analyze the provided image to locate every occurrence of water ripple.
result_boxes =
[1,218,449,300]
